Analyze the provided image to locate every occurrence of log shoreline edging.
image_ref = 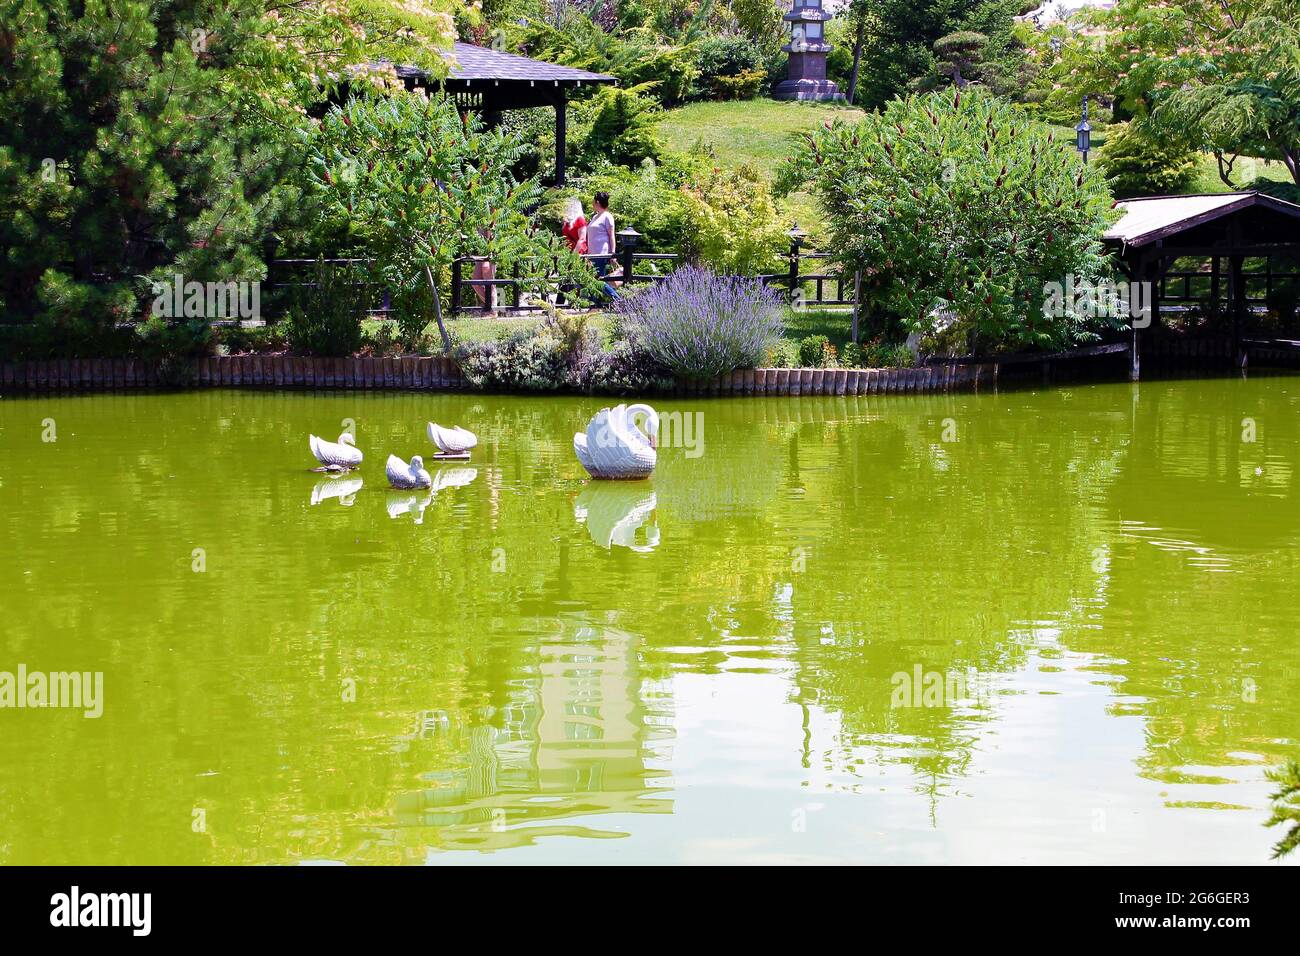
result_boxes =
[0,355,1001,395]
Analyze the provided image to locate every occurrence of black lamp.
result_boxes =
[1075,95,1092,164]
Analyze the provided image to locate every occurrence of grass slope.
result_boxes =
[659,99,865,178]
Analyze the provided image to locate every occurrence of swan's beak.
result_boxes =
[650,434,658,449]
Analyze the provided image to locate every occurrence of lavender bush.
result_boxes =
[612,266,784,379]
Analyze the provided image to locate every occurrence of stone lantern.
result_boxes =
[773,0,842,101]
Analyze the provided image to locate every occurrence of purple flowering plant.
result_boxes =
[612,265,784,379]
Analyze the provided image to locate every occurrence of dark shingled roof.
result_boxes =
[393,42,615,86]
[446,42,615,84]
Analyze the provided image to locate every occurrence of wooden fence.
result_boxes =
[0,355,1000,395]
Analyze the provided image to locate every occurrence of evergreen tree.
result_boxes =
[0,0,456,343]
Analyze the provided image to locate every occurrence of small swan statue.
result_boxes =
[427,422,478,459]
[309,432,363,472]
[385,454,432,490]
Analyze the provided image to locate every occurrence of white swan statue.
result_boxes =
[574,404,658,480]
[309,432,363,472]
[310,475,363,507]
[385,454,432,490]
[427,422,477,458]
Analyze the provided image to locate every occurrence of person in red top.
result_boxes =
[555,198,588,307]
[562,198,588,254]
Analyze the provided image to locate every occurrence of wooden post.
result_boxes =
[555,91,567,186]
[1209,256,1221,318]
[619,240,635,285]
[1230,253,1247,368]
[788,237,800,305]
[450,257,462,317]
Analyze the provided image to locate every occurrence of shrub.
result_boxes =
[861,338,916,369]
[134,315,214,385]
[576,337,674,395]
[219,323,286,355]
[693,35,767,100]
[612,265,784,378]
[571,87,665,172]
[457,312,597,392]
[515,19,698,106]
[680,164,786,275]
[458,327,571,392]
[284,258,368,357]
[765,339,799,368]
[390,281,435,353]
[798,334,834,368]
[780,88,1120,353]
[1097,123,1198,199]
[840,342,864,368]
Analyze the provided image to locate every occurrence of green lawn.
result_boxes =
[659,99,865,179]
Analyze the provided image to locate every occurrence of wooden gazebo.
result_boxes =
[394,42,616,185]
[1105,191,1300,372]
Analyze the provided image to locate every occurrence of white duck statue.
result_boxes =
[385,454,432,490]
[574,404,658,480]
[427,422,477,458]
[309,432,363,472]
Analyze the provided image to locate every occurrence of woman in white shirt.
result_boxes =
[587,191,620,302]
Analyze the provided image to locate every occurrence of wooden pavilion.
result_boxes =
[393,42,617,186]
[1104,191,1300,375]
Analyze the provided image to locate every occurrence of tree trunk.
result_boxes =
[847,19,865,105]
[1215,151,1239,189]
[1282,146,1299,185]
[425,263,453,355]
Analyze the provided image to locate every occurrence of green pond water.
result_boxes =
[2,378,1299,865]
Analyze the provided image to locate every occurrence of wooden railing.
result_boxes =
[1160,267,1300,309]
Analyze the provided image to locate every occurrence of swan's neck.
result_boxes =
[625,404,658,448]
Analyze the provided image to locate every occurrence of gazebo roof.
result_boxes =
[444,42,614,85]
[1103,192,1300,249]
[393,43,615,96]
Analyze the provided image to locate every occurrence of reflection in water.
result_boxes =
[389,618,670,856]
[574,483,659,551]
[385,490,433,523]
[0,382,1298,863]
[310,475,363,507]
[431,466,478,493]
[384,468,477,523]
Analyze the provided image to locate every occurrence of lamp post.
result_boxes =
[787,223,808,305]
[616,227,640,284]
[1075,95,1092,164]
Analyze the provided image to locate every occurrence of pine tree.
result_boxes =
[0,0,457,347]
